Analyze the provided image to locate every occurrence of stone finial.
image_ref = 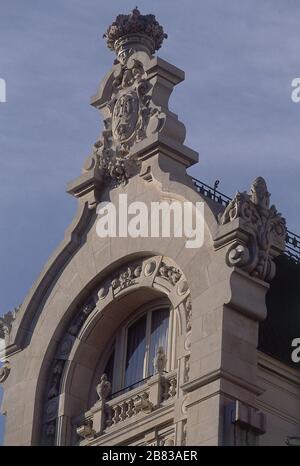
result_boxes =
[217,177,287,282]
[250,177,270,209]
[96,373,111,402]
[68,9,197,203]
[0,305,20,340]
[103,7,167,60]
[154,346,167,374]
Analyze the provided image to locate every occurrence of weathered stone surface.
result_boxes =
[1,9,298,448]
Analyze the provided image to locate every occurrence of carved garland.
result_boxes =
[42,257,191,446]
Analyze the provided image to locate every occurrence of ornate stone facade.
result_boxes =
[1,9,299,448]
[67,9,195,209]
[38,256,191,445]
[90,52,167,187]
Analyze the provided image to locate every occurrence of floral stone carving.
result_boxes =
[218,177,286,282]
[111,264,142,292]
[158,262,181,286]
[183,295,192,332]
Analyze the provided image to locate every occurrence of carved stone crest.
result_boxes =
[88,55,165,188]
[80,8,173,190]
[112,92,139,142]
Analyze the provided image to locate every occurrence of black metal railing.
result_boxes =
[108,375,152,401]
[285,231,300,263]
[191,177,300,264]
[192,177,231,207]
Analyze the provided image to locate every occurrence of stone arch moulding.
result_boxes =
[40,254,192,446]
[3,161,218,358]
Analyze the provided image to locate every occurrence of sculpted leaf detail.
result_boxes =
[219,177,286,282]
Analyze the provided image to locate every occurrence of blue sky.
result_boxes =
[0,0,300,445]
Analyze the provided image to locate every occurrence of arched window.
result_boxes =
[97,302,173,399]
[125,306,169,388]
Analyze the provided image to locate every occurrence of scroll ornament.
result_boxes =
[219,177,286,282]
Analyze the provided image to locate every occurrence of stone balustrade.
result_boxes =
[76,370,177,444]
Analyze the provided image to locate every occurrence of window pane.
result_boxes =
[104,349,115,388]
[148,308,169,376]
[124,314,147,388]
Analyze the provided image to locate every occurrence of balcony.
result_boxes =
[75,370,177,445]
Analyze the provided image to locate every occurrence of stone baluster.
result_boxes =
[120,401,128,421]
[168,377,177,398]
[127,399,134,418]
[112,404,121,424]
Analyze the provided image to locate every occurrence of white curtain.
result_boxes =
[124,314,147,388]
[148,308,169,376]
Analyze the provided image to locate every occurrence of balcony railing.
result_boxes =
[192,177,232,207]
[285,231,300,263]
[192,177,300,264]
[76,371,177,444]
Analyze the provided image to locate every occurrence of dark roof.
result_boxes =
[259,255,300,370]
[192,177,300,370]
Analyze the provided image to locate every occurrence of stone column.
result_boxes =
[183,177,286,445]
